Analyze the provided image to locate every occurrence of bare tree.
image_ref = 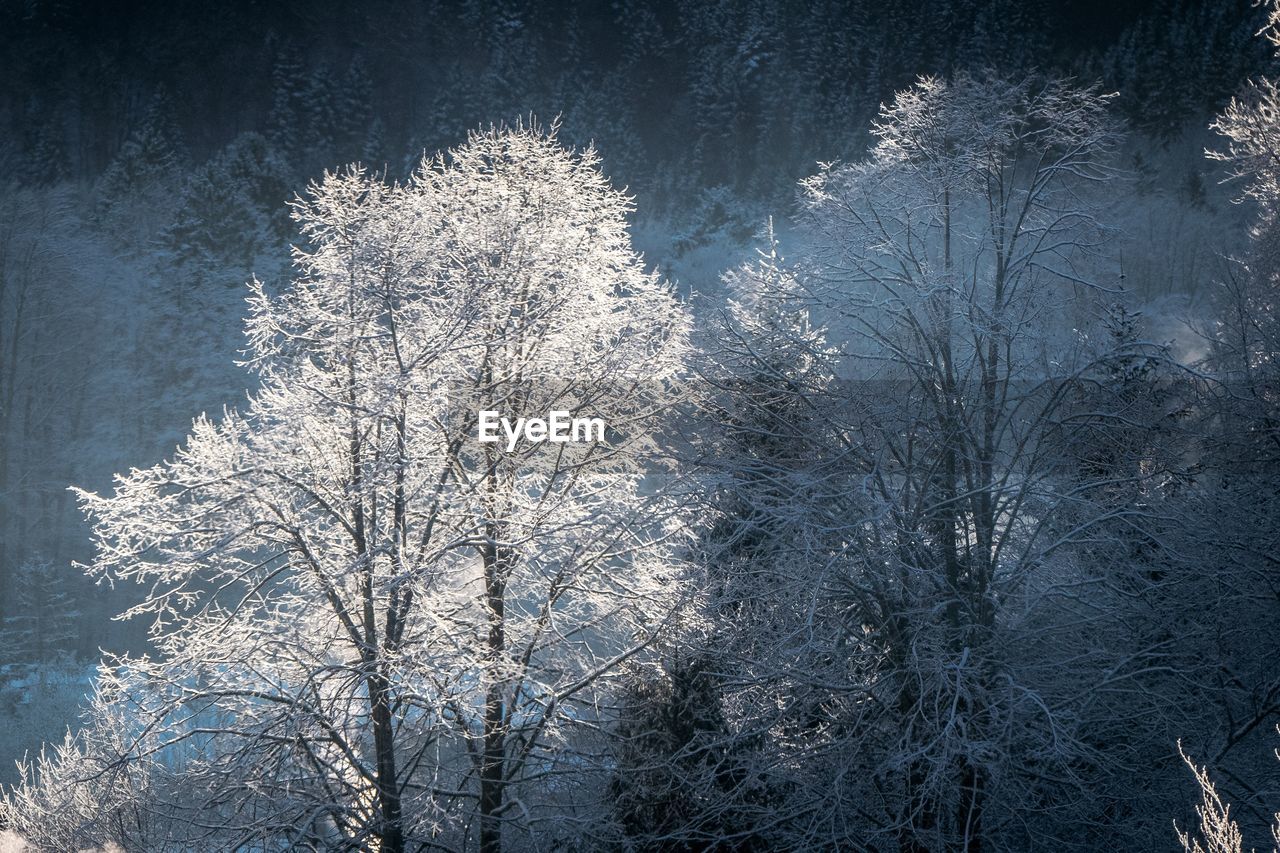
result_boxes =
[684,73,1172,851]
[4,123,690,852]
[1177,743,1251,853]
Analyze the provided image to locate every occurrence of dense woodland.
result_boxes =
[3,0,1280,850]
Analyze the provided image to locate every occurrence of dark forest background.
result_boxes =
[3,0,1270,191]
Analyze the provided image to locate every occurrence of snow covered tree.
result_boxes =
[31,123,691,853]
[2,556,79,665]
[1159,8,1280,834]
[607,651,752,849]
[1176,739,1280,853]
[790,73,1169,850]
[1177,745,1250,853]
[163,131,293,281]
[0,186,92,637]
[697,220,843,608]
[23,115,69,187]
[336,55,377,163]
[1098,0,1269,137]
[1207,4,1280,398]
[0,680,170,851]
[95,91,186,248]
[266,41,309,167]
[605,222,848,849]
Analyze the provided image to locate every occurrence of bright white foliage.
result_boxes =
[1176,744,1249,853]
[11,123,691,851]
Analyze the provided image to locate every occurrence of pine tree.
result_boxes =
[266,42,309,169]
[96,92,185,247]
[25,118,69,187]
[698,219,840,610]
[337,55,376,162]
[301,63,339,169]
[609,221,846,849]
[164,131,292,278]
[2,557,78,665]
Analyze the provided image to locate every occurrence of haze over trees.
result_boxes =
[3,1,1280,850]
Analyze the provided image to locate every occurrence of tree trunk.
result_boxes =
[479,518,506,853]
[479,684,505,853]
[369,668,406,853]
[960,762,985,853]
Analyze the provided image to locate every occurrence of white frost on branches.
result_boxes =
[2,122,691,853]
